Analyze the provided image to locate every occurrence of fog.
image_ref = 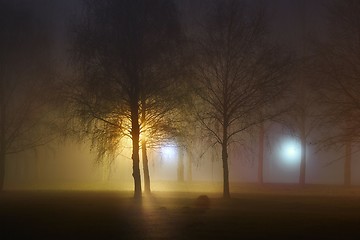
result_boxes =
[1,0,360,192]
[5,127,360,191]
[3,1,360,239]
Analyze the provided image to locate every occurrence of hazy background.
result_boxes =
[3,0,358,191]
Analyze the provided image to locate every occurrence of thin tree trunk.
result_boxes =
[0,100,5,189]
[0,84,5,191]
[177,147,184,182]
[131,103,142,199]
[222,123,230,198]
[222,142,230,198]
[142,139,151,194]
[141,96,150,194]
[344,140,352,186]
[0,150,5,191]
[187,147,192,182]
[299,129,306,186]
[258,122,264,184]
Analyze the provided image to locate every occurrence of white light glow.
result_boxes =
[161,144,177,162]
[279,138,301,167]
[286,145,297,157]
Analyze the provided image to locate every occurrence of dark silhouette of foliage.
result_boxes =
[313,0,360,186]
[191,0,289,198]
[0,1,54,190]
[69,0,184,198]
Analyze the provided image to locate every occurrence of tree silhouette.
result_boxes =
[191,0,288,198]
[69,0,183,198]
[313,0,360,186]
[0,1,54,190]
[273,0,323,186]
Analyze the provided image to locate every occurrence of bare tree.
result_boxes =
[273,0,324,186]
[0,1,54,190]
[69,0,183,198]
[282,64,323,185]
[313,0,360,186]
[192,0,288,198]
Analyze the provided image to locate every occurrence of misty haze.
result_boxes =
[1,0,360,239]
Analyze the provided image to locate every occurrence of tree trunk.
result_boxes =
[186,147,193,182]
[258,122,264,184]
[131,103,142,199]
[222,142,230,198]
[0,150,5,191]
[0,78,5,191]
[344,140,352,186]
[299,130,306,186]
[142,139,151,194]
[141,96,150,194]
[177,147,184,182]
[222,124,230,198]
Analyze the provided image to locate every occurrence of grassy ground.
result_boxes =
[1,186,360,239]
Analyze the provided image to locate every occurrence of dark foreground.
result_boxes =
[1,189,360,239]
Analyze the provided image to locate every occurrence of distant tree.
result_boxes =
[0,1,54,190]
[313,0,360,186]
[274,0,323,186]
[257,120,272,185]
[69,0,183,198]
[176,114,204,182]
[192,0,288,198]
[257,76,293,185]
[282,63,323,185]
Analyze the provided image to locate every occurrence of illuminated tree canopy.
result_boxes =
[68,0,184,197]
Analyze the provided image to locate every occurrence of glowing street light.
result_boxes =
[161,143,178,162]
[285,145,297,158]
[279,138,301,167]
